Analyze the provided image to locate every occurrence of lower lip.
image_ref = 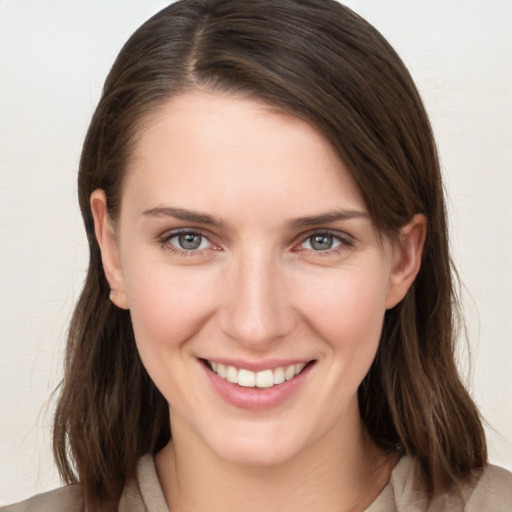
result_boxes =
[202,361,314,411]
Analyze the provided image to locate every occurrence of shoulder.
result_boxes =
[368,456,512,511]
[0,456,165,512]
[464,464,512,510]
[0,485,82,512]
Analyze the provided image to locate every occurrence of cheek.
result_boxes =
[296,266,389,354]
[121,259,221,410]
[122,257,217,358]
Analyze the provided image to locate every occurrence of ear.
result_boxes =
[385,214,427,309]
[90,189,129,310]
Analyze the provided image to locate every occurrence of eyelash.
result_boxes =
[157,229,354,257]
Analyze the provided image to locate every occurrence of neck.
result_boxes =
[155,404,396,512]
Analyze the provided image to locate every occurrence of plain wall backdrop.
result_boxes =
[1,0,511,505]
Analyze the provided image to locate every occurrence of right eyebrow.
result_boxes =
[142,206,225,228]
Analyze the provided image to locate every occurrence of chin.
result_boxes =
[217,443,296,467]
[203,421,311,468]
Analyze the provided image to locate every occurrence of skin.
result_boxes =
[92,91,426,512]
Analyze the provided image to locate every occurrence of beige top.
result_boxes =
[2,455,512,511]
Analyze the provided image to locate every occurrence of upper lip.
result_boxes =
[200,358,315,372]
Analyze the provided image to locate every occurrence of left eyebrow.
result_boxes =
[142,206,225,228]
[288,209,369,228]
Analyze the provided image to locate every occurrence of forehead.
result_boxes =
[122,90,366,220]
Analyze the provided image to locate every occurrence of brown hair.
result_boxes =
[53,0,487,509]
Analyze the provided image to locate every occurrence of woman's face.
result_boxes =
[93,91,420,466]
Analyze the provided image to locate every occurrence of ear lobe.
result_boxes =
[385,214,427,309]
[90,189,129,310]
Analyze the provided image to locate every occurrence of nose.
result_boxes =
[219,251,295,350]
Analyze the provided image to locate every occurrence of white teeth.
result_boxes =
[226,365,238,383]
[273,367,285,385]
[295,363,306,374]
[208,360,309,388]
[284,365,295,381]
[255,369,274,388]
[217,363,226,378]
[238,369,256,387]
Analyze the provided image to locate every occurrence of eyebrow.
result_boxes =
[288,209,369,228]
[142,206,225,228]
[142,206,368,229]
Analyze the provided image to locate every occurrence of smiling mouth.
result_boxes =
[204,360,315,389]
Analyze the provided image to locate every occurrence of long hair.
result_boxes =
[53,0,487,509]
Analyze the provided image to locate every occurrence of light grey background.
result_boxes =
[1,0,511,505]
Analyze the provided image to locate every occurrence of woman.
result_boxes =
[3,0,511,510]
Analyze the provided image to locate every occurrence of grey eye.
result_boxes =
[163,230,213,253]
[310,234,335,250]
[177,233,203,250]
[299,233,343,252]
